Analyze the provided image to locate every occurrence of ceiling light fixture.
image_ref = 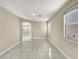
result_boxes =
[38,14,42,17]
[32,13,35,16]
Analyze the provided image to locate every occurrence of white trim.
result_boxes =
[48,39,70,59]
[32,38,47,40]
[0,41,20,56]
[67,39,78,44]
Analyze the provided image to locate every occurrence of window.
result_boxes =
[22,22,31,41]
[48,22,52,34]
[64,4,78,43]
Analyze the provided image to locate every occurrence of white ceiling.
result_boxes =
[0,0,69,21]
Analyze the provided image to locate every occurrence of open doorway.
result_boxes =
[22,22,31,41]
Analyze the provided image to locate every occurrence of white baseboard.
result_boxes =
[32,38,47,40]
[0,41,20,56]
[48,39,70,59]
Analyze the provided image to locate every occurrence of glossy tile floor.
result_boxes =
[0,39,66,59]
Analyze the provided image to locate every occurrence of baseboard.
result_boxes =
[48,39,70,59]
[0,41,20,56]
[32,38,47,40]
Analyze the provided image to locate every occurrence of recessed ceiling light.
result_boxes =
[32,13,35,16]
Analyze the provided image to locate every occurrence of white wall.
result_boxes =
[0,7,20,54]
[47,0,78,59]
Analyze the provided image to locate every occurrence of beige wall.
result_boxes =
[47,0,78,59]
[0,7,20,54]
[31,21,47,39]
[20,19,47,40]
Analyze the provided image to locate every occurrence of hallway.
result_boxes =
[0,0,78,59]
[0,39,66,59]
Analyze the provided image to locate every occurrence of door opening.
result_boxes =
[22,22,31,41]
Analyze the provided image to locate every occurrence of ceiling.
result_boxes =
[0,0,69,21]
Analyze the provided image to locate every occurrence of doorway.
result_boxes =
[22,22,31,41]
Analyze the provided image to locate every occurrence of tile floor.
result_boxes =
[0,39,67,59]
